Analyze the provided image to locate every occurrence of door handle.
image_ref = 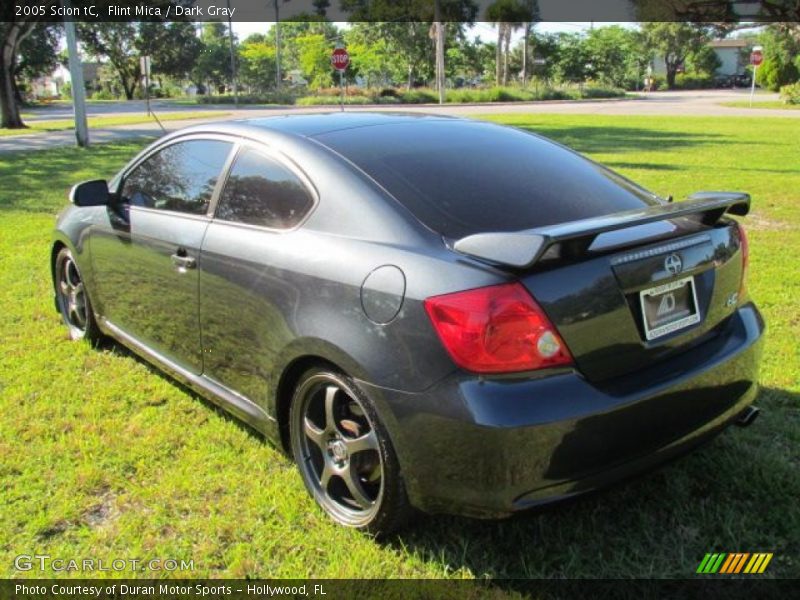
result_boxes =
[171,251,196,270]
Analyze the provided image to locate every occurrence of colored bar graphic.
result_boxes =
[710,553,725,573]
[758,553,773,573]
[699,552,774,575]
[696,554,713,574]
[734,553,750,573]
[744,554,760,574]
[719,554,735,574]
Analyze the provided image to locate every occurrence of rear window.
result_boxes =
[314,121,659,239]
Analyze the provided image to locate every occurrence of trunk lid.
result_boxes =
[521,220,745,382]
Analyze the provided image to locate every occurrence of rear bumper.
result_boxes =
[359,303,765,518]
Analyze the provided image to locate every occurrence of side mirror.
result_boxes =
[70,179,110,207]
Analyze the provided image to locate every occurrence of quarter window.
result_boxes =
[216,148,313,229]
[121,140,232,215]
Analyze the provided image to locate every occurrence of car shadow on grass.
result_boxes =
[384,386,799,580]
[96,337,275,448]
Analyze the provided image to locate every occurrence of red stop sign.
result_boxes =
[331,47,350,71]
[750,50,763,66]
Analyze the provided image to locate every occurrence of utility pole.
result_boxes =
[63,4,88,147]
[274,0,282,90]
[434,0,445,105]
[226,0,238,106]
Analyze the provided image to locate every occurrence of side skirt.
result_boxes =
[99,317,278,440]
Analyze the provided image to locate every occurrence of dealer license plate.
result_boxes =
[639,276,700,341]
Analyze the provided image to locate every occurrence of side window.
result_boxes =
[216,148,314,229]
[121,140,232,215]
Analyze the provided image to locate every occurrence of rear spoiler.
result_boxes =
[453,192,750,269]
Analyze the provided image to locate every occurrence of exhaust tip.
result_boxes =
[735,406,760,427]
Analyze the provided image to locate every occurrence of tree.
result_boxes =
[553,32,589,85]
[239,34,277,93]
[0,1,59,128]
[756,25,800,91]
[641,22,710,89]
[78,23,141,100]
[446,35,494,83]
[345,23,405,88]
[266,18,338,88]
[137,22,202,84]
[584,25,646,88]
[13,24,61,102]
[486,0,534,85]
[685,44,721,77]
[193,23,234,94]
[341,0,476,91]
[519,1,540,85]
[296,33,334,89]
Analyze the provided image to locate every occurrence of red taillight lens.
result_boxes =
[736,221,749,296]
[424,282,573,374]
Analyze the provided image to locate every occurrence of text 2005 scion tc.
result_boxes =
[52,114,764,534]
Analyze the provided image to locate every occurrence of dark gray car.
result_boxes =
[52,113,764,534]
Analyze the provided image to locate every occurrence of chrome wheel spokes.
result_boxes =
[299,380,383,517]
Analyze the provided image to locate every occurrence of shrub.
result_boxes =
[295,95,373,106]
[313,86,368,98]
[197,92,295,105]
[88,89,118,101]
[674,74,715,90]
[579,86,626,98]
[780,82,800,105]
[399,89,438,104]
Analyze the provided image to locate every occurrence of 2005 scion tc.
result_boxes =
[52,113,764,534]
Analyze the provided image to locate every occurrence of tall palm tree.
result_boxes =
[486,0,537,86]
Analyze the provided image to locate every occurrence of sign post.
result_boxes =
[330,46,350,112]
[140,56,151,116]
[749,46,763,108]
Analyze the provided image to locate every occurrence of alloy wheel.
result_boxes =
[293,375,384,526]
[57,253,88,334]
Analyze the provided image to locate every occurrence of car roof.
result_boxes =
[174,112,461,142]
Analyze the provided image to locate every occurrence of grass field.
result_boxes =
[0,115,798,580]
[719,100,800,110]
[0,112,229,137]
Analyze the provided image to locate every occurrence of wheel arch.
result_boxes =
[271,340,400,457]
[275,355,341,454]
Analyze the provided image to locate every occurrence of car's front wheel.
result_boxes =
[289,367,412,535]
[54,246,101,344]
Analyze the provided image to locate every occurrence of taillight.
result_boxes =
[423,282,573,374]
[736,221,749,297]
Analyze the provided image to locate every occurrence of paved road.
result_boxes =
[4,89,796,154]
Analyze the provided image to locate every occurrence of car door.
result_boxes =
[199,143,317,405]
[90,137,235,374]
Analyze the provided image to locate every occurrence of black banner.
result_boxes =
[3,579,800,600]
[4,0,800,23]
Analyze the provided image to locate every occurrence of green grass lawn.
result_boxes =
[0,112,229,137]
[1,115,798,580]
[720,100,800,110]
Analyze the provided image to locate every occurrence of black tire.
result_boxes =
[289,367,413,536]
[54,247,102,344]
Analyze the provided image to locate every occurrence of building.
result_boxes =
[651,38,752,79]
[709,39,750,76]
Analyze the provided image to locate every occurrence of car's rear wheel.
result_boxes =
[55,247,101,343]
[289,367,412,535]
